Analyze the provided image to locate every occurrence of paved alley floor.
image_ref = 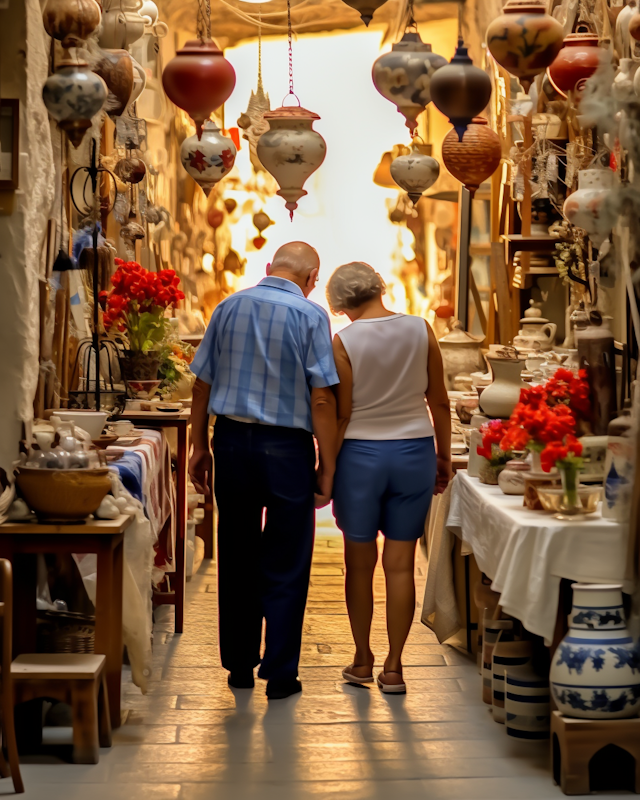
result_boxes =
[5,529,620,799]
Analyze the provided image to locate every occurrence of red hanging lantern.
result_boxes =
[253,236,267,250]
[547,28,601,100]
[162,40,236,138]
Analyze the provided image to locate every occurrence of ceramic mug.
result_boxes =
[110,420,134,435]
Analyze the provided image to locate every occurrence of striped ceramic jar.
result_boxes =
[505,665,550,740]
[492,637,533,723]
[482,611,514,705]
[550,584,640,719]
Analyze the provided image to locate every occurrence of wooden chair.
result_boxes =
[12,653,111,764]
[0,559,23,793]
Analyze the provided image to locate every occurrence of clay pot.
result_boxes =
[15,467,111,523]
[42,61,107,148]
[43,0,101,48]
[486,0,564,92]
[257,105,327,217]
[562,168,614,249]
[430,40,492,140]
[207,207,224,229]
[114,156,146,184]
[372,31,447,135]
[95,49,134,118]
[498,461,530,496]
[341,0,389,26]
[548,28,601,99]
[441,117,502,197]
[162,40,236,138]
[390,143,440,205]
[180,119,237,197]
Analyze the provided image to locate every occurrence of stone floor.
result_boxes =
[4,528,625,798]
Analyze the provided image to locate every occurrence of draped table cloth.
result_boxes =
[445,471,633,645]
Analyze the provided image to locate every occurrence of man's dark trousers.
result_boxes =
[213,415,316,682]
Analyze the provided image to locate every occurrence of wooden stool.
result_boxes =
[551,710,640,794]
[12,654,112,764]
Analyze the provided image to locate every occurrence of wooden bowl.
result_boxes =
[92,434,119,450]
[15,468,111,522]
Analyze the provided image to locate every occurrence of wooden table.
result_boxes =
[0,514,133,729]
[120,409,190,633]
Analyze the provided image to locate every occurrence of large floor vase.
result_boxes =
[550,583,640,719]
[505,666,550,740]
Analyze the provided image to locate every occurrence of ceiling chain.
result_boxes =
[287,0,294,96]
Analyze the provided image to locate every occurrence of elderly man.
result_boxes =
[189,242,339,700]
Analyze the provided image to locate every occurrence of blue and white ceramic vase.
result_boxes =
[42,60,107,148]
[505,665,550,740]
[550,583,640,719]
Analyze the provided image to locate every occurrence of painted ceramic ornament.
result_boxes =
[441,117,502,197]
[42,60,107,148]
[180,119,237,197]
[43,0,101,48]
[372,31,447,135]
[114,156,146,184]
[390,143,440,205]
[341,0,389,26]
[486,0,564,92]
[563,168,614,248]
[162,40,236,138]
[550,583,640,719]
[548,29,601,100]
[257,105,327,218]
[430,40,492,140]
[94,49,134,118]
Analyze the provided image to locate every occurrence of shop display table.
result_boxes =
[0,513,133,728]
[446,471,632,645]
[120,409,190,633]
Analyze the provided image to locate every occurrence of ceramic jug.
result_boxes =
[438,321,485,391]
[550,583,640,719]
[479,355,528,419]
[513,301,557,353]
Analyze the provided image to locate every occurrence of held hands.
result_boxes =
[434,455,452,495]
[189,448,213,496]
[314,468,334,509]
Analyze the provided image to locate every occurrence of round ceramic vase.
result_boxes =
[486,0,564,92]
[479,356,527,419]
[482,613,514,704]
[550,584,640,720]
[257,106,327,214]
[498,461,530,495]
[42,62,107,147]
[181,120,237,196]
[372,31,447,133]
[43,0,101,47]
[548,30,601,98]
[441,117,502,197]
[505,666,551,740]
[390,146,440,204]
[563,168,614,248]
[492,637,533,724]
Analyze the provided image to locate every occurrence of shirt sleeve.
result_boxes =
[304,311,340,388]
[190,306,221,385]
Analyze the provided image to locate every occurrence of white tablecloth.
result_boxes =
[446,471,633,645]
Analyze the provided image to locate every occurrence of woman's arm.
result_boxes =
[425,321,452,494]
[332,335,353,452]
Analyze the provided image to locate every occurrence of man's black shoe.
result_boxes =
[228,671,255,689]
[266,678,302,700]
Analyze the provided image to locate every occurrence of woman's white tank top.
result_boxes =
[337,313,434,440]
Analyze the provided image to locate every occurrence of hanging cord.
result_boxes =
[197,0,212,42]
[258,3,264,91]
[287,0,294,97]
[406,0,417,32]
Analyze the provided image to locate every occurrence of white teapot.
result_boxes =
[513,301,557,354]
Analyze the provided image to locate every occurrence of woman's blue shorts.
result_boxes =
[332,437,437,543]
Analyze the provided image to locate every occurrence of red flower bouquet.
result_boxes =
[540,434,583,473]
[100,259,185,352]
[477,420,512,466]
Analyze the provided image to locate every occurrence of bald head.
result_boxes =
[267,242,320,297]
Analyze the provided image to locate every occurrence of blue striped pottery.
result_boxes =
[492,637,533,723]
[482,611,513,704]
[505,665,550,740]
[550,583,640,719]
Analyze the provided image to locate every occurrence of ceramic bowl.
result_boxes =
[127,379,162,400]
[51,410,108,440]
[15,467,112,522]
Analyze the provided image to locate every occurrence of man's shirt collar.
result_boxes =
[258,276,305,298]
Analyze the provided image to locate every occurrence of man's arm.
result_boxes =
[188,377,213,495]
[311,386,338,509]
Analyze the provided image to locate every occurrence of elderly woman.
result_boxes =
[326,262,451,694]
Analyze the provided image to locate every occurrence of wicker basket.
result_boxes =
[37,610,96,655]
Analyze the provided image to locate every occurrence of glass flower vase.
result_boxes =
[558,462,582,516]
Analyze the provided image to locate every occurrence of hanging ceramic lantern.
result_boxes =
[430,40,492,140]
[224,198,238,214]
[207,207,224,230]
[162,40,236,138]
[341,0,389,26]
[563,169,614,248]
[548,28,601,100]
[257,105,327,218]
[180,120,237,197]
[42,60,107,148]
[630,12,640,41]
[253,211,272,250]
[390,143,440,205]
[441,117,502,197]
[114,156,146,184]
[43,0,101,48]
[372,32,447,135]
[486,0,564,92]
[94,50,134,119]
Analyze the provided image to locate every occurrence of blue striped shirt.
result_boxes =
[191,276,339,432]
